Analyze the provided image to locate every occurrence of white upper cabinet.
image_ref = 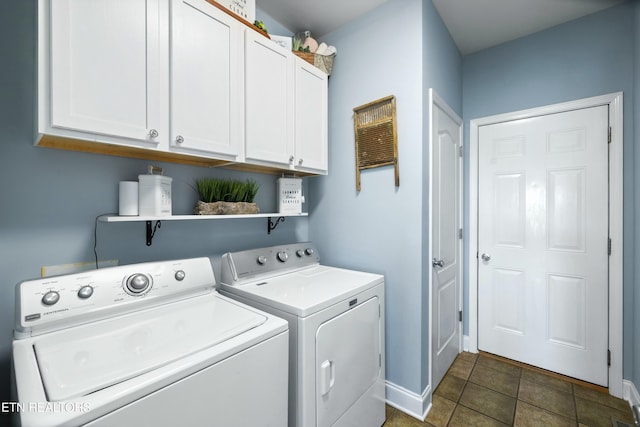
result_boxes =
[244,40,328,174]
[38,0,327,174]
[244,30,294,167]
[170,0,243,160]
[42,0,168,147]
[294,58,328,174]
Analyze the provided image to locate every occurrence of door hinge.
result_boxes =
[379,353,382,367]
[608,350,611,366]
[458,228,463,239]
[459,146,464,157]
[608,238,612,256]
[608,127,612,144]
[459,310,463,322]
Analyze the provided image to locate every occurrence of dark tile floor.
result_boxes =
[384,352,636,427]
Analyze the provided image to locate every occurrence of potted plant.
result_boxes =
[194,177,260,215]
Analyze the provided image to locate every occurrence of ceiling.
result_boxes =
[432,0,625,54]
[257,0,625,55]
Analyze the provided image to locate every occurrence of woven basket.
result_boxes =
[293,51,335,76]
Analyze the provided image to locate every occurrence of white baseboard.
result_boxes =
[385,380,431,421]
[463,334,470,352]
[623,379,640,408]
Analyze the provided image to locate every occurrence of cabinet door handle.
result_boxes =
[289,155,294,163]
[148,129,159,139]
[175,135,184,144]
[298,158,304,165]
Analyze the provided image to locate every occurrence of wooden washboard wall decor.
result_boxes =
[353,95,399,191]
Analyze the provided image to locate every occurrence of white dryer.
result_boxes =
[220,243,385,427]
[12,257,288,427]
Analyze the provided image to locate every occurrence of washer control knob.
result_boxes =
[305,248,315,256]
[296,249,305,257]
[126,274,150,294]
[78,285,94,299]
[175,270,186,281]
[277,251,289,262]
[257,255,268,265]
[42,291,60,306]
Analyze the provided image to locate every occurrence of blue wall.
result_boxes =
[462,2,637,384]
[0,0,308,403]
[308,0,462,398]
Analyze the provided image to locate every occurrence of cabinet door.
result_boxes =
[294,59,328,174]
[49,0,166,145]
[244,31,294,166]
[170,0,242,159]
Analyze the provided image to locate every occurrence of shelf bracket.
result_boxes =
[267,216,285,235]
[146,220,162,246]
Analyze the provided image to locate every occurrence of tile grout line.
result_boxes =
[572,382,580,425]
[445,356,475,426]
[513,359,523,426]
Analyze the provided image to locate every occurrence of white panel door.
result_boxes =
[170,0,242,158]
[478,105,609,386]
[315,297,381,427]
[244,30,294,166]
[430,90,462,390]
[50,0,166,145]
[294,58,328,174]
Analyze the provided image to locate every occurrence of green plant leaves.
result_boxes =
[194,178,260,203]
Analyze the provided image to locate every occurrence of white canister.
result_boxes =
[138,174,172,216]
[119,181,139,216]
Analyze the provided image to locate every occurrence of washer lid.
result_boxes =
[222,265,384,317]
[34,294,266,401]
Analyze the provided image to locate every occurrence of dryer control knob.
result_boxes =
[126,273,151,294]
[296,249,305,257]
[305,248,315,256]
[277,251,289,262]
[78,285,94,299]
[257,255,268,265]
[175,270,186,281]
[42,291,60,306]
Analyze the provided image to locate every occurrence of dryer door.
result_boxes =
[316,296,381,427]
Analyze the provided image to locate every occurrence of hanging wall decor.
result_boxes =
[353,95,399,191]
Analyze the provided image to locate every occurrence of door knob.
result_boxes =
[432,258,444,268]
[481,253,491,262]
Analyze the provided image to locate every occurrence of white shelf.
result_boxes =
[98,212,308,245]
[98,213,308,222]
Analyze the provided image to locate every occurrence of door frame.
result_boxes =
[428,88,464,392]
[468,92,623,397]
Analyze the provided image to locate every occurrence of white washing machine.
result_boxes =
[12,257,288,427]
[219,243,385,427]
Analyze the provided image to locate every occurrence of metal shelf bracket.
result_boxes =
[146,220,162,246]
[267,216,285,235]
